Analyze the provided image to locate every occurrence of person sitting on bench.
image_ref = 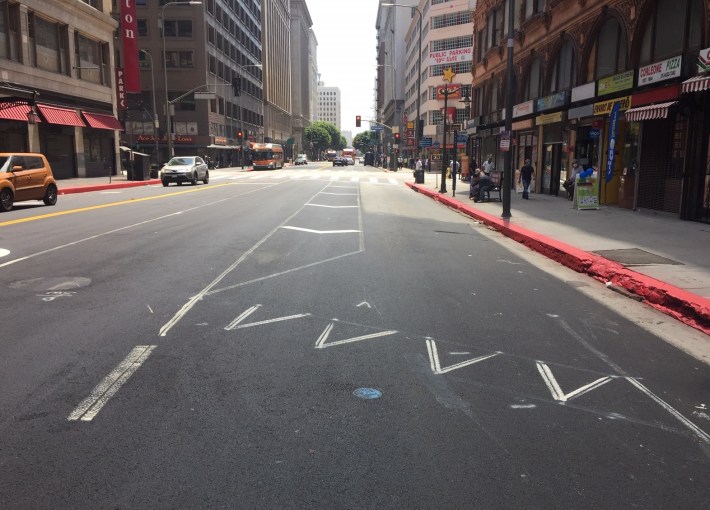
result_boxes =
[470,169,492,202]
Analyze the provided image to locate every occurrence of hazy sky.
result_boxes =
[306,0,380,135]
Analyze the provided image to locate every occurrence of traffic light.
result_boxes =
[237,130,243,139]
[356,115,361,127]
[394,132,400,142]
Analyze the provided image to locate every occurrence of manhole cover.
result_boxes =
[593,248,683,267]
[353,388,382,400]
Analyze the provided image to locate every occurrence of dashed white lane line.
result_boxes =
[281,226,361,234]
[68,345,156,422]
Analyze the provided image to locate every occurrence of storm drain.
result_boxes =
[593,248,684,267]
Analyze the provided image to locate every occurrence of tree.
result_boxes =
[304,123,331,160]
[353,131,375,153]
[310,121,345,151]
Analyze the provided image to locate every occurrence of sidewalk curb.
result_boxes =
[408,182,710,336]
[59,179,161,195]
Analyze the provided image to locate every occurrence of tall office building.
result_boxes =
[316,81,340,129]
[261,0,291,152]
[288,0,313,158]
[124,0,263,165]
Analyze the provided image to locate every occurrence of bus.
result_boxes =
[251,143,284,170]
[326,150,337,161]
[341,148,356,161]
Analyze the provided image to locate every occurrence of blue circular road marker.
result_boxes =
[353,388,382,400]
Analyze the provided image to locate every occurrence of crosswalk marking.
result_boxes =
[225,173,402,185]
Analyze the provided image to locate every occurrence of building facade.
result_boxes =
[0,0,121,179]
[124,0,263,167]
[469,0,710,223]
[288,0,313,159]
[261,0,292,154]
[316,81,341,129]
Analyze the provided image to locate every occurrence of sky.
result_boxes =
[305,0,380,136]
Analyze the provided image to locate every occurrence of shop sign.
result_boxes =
[571,82,595,103]
[606,102,621,183]
[568,104,595,120]
[512,119,533,130]
[499,131,511,152]
[597,70,634,96]
[574,174,600,210]
[115,68,127,110]
[697,47,710,73]
[136,134,198,143]
[589,128,600,139]
[513,100,535,118]
[536,111,564,125]
[120,0,140,93]
[631,83,679,107]
[638,56,682,86]
[430,46,473,66]
[419,137,433,147]
[536,91,568,112]
[593,95,631,115]
[436,84,461,100]
[214,136,227,144]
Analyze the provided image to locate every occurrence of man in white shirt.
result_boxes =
[482,155,494,175]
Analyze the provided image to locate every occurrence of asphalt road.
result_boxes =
[0,163,708,509]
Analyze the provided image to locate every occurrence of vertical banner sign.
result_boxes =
[115,68,127,110]
[121,0,140,93]
[606,101,621,183]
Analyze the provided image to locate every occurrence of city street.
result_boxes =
[0,164,708,509]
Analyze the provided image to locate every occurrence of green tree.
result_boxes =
[353,131,375,153]
[304,123,331,159]
[310,121,345,151]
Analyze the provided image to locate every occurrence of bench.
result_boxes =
[482,171,502,202]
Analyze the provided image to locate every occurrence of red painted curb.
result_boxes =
[408,182,710,335]
[59,179,161,195]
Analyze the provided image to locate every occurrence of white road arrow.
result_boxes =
[426,339,500,374]
[315,322,397,349]
[536,361,614,403]
[225,305,310,330]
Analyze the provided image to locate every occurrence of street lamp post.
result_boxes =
[383,3,422,161]
[236,63,263,169]
[502,0,515,219]
[161,1,202,159]
[139,49,160,166]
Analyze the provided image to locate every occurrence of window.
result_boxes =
[638,0,702,66]
[163,20,193,37]
[524,0,544,20]
[592,18,628,79]
[524,57,543,100]
[75,34,105,84]
[32,15,60,73]
[549,41,576,93]
[431,35,473,53]
[137,19,148,37]
[164,50,194,68]
[431,10,472,30]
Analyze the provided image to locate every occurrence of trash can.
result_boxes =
[150,164,160,179]
[128,155,150,181]
[414,169,425,184]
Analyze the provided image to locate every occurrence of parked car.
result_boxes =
[294,154,308,165]
[0,153,58,212]
[160,156,209,186]
[333,157,348,167]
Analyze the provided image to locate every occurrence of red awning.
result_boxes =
[82,111,123,130]
[624,101,677,122]
[681,74,710,94]
[37,104,85,126]
[0,102,41,122]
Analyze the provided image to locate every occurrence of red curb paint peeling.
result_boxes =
[407,182,710,335]
[59,180,161,195]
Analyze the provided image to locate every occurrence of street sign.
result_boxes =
[370,124,384,131]
[194,92,216,100]
[419,137,432,148]
[456,134,467,144]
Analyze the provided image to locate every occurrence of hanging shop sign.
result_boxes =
[697,47,710,73]
[436,84,462,100]
[115,68,127,110]
[120,0,140,93]
[638,56,682,86]
[606,101,621,183]
[593,96,631,115]
[598,71,634,96]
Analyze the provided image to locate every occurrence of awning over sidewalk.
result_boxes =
[37,104,85,127]
[0,102,40,122]
[681,74,710,94]
[624,101,677,122]
[83,111,123,130]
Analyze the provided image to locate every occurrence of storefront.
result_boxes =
[535,92,569,196]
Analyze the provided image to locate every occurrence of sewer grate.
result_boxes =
[593,248,684,266]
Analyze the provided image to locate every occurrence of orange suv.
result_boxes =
[0,153,58,212]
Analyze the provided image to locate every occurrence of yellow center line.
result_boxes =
[0,183,233,228]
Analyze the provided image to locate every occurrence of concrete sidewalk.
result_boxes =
[408,173,710,336]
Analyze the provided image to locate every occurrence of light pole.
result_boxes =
[139,49,160,166]
[502,0,514,219]
[161,1,202,159]
[236,63,263,169]
[383,3,422,161]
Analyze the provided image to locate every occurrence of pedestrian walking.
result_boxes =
[519,159,535,199]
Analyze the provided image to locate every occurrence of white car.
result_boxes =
[294,154,308,165]
[160,156,209,186]
[344,157,355,166]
